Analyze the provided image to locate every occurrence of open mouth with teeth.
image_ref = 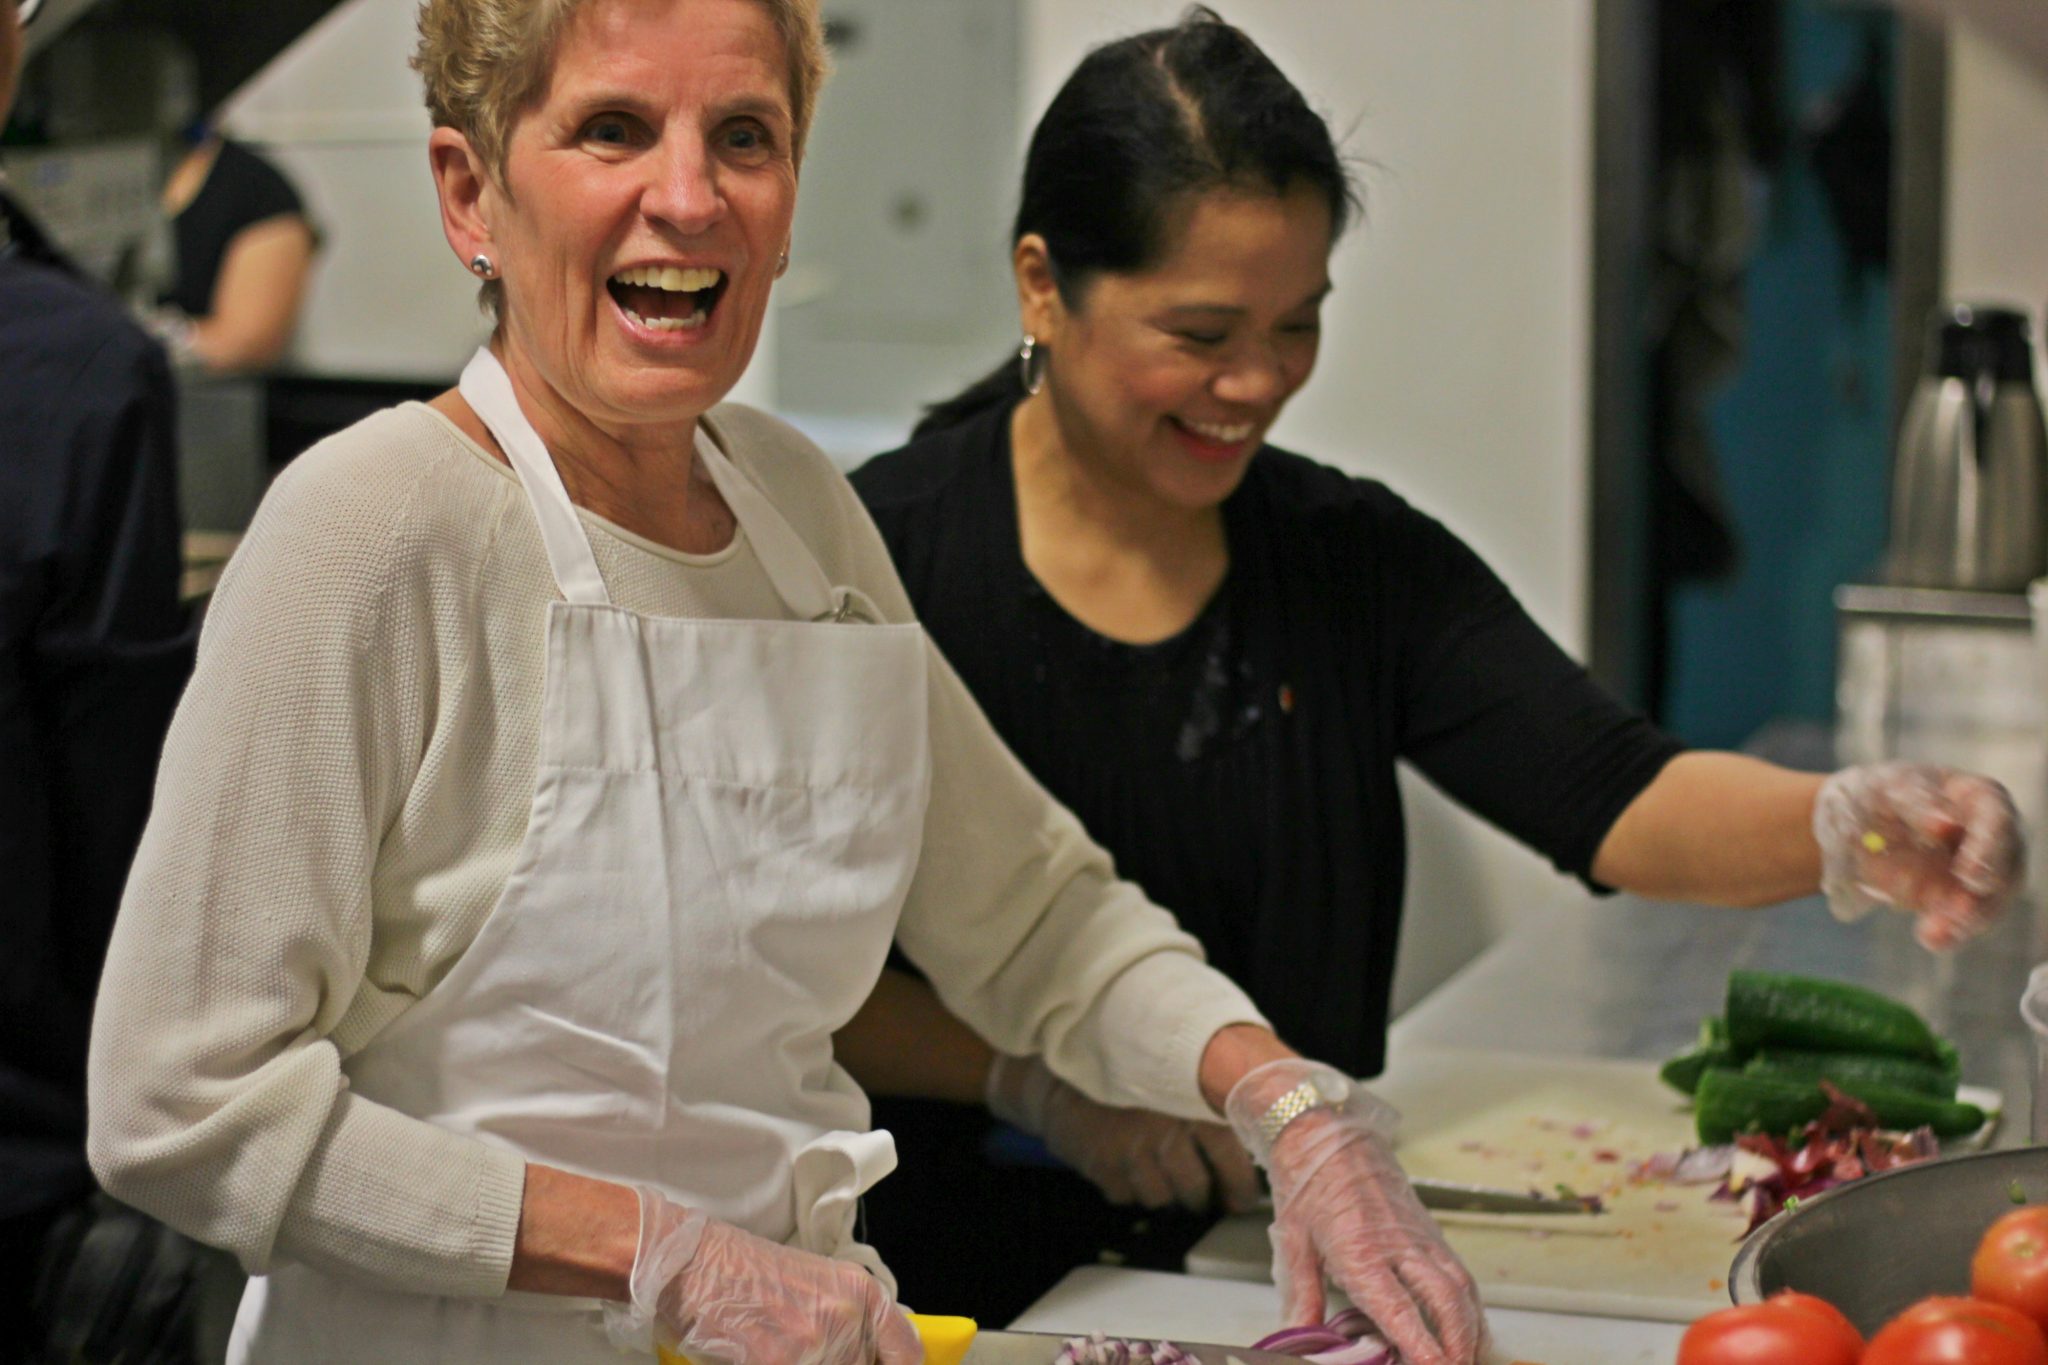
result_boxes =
[607,265,728,333]
[1177,417,1256,444]
[1169,415,1259,454]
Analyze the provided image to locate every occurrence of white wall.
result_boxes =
[220,0,483,379]
[1024,2,1599,1013]
[1944,23,2048,319]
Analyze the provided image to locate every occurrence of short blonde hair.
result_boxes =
[413,0,828,312]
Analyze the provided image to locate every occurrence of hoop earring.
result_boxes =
[469,253,497,279]
[1018,333,1047,396]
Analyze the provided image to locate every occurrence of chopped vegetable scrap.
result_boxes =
[1052,1334,1193,1364]
[1636,1084,1939,1235]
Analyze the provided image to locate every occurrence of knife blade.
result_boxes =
[963,1330,1304,1364]
[1251,1176,1600,1217]
[1411,1176,1601,1216]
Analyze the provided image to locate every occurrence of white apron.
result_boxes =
[227,348,931,1363]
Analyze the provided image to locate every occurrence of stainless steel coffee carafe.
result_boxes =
[1888,303,2048,591]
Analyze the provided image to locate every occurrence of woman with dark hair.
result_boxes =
[836,3,2021,1334]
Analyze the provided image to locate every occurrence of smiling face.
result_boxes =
[459,0,797,440]
[1024,184,1334,513]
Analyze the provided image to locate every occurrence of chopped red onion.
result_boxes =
[1052,1333,1191,1364]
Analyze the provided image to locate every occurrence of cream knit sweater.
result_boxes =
[86,400,1265,1298]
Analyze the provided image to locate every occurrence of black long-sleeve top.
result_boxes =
[1,208,194,1218]
[851,401,1682,1077]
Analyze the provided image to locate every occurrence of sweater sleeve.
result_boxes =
[86,430,527,1295]
[899,640,1269,1120]
[734,411,1270,1120]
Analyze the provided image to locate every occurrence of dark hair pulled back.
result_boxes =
[914,6,1357,439]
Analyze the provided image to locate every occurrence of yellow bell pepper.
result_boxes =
[656,1313,977,1365]
[908,1313,979,1365]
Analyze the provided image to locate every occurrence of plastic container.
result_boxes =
[2022,961,2048,1142]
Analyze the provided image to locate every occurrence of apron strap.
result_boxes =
[459,348,611,606]
[692,430,858,623]
[460,346,870,623]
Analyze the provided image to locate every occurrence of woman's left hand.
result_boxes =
[1814,762,2025,949]
[987,1052,1264,1212]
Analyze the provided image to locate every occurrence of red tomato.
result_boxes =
[1977,1207,2048,1334]
[1863,1295,2048,1365]
[1676,1299,1861,1365]
[1763,1291,1862,1348]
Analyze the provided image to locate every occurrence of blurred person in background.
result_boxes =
[0,0,196,1351]
[148,124,318,374]
[837,5,2026,1326]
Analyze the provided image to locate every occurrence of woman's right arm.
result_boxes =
[508,1165,638,1298]
[832,966,995,1105]
[836,971,1265,1213]
[187,214,317,373]
[85,442,528,1296]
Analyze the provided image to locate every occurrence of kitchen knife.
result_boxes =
[1249,1178,1600,1217]
[963,1330,1307,1364]
[1410,1176,1602,1216]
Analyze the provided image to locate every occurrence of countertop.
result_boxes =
[1070,880,2048,1357]
[1012,1265,1683,1364]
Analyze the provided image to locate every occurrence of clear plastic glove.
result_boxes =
[135,305,202,369]
[1814,762,2024,950]
[601,1185,924,1364]
[986,1053,1264,1213]
[1225,1060,1485,1365]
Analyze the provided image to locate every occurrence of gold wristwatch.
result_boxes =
[1257,1069,1350,1149]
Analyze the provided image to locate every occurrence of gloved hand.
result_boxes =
[135,306,201,369]
[601,1185,924,1364]
[986,1053,1264,1213]
[1814,762,2024,950]
[1225,1060,1485,1365]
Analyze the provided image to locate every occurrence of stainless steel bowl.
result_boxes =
[1731,1147,2048,1335]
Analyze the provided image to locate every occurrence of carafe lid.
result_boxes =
[1928,303,2036,382]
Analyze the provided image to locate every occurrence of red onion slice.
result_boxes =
[1304,1344,1393,1365]
[1249,1326,1353,1354]
[1321,1308,1375,1340]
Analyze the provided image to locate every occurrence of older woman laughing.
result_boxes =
[86,2,1487,1363]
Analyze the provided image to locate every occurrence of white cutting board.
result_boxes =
[1011,1265,1684,1365]
[1187,1048,1749,1323]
